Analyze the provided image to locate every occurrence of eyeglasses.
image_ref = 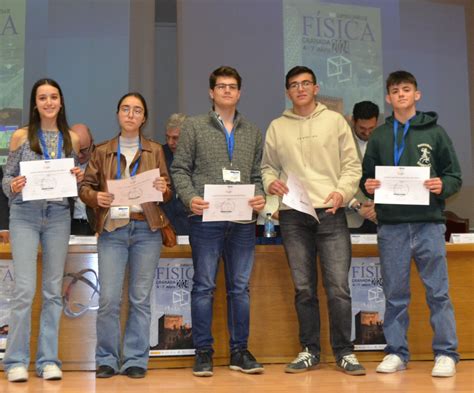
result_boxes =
[288,80,315,90]
[120,105,145,116]
[79,143,95,155]
[215,83,239,91]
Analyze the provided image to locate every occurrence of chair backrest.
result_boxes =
[444,210,470,241]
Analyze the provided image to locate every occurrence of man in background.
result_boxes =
[162,113,190,235]
[346,101,379,234]
[70,123,95,235]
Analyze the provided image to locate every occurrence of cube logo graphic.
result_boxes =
[368,286,384,303]
[173,289,190,307]
[327,55,352,82]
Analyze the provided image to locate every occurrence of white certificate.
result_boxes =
[202,184,255,222]
[20,158,77,201]
[282,173,319,221]
[374,166,430,205]
[107,168,163,206]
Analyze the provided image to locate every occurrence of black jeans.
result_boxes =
[279,209,353,360]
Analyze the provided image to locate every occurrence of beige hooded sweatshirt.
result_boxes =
[261,103,361,210]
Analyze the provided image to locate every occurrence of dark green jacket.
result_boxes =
[361,111,462,224]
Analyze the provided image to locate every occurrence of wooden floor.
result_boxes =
[1,361,473,393]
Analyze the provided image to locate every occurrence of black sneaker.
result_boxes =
[229,349,264,374]
[122,366,146,379]
[336,354,366,376]
[193,350,213,377]
[96,365,117,378]
[285,347,320,373]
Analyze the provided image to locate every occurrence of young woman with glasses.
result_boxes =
[79,92,171,379]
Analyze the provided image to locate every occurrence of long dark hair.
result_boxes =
[28,78,73,156]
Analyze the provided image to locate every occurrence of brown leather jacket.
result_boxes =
[79,134,172,234]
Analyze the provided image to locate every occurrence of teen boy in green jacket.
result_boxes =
[361,70,462,378]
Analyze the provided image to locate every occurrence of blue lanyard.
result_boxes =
[216,114,236,162]
[116,139,141,179]
[224,128,235,162]
[38,129,63,159]
[393,119,412,166]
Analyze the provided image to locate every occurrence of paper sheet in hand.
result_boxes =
[202,184,255,222]
[20,158,77,201]
[282,173,319,221]
[374,166,430,205]
[107,168,162,206]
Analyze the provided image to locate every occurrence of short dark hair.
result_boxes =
[386,70,418,92]
[285,66,317,89]
[116,92,149,130]
[352,101,380,122]
[209,66,242,90]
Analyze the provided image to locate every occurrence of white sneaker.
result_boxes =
[376,354,406,373]
[432,355,456,377]
[42,364,63,380]
[7,365,28,382]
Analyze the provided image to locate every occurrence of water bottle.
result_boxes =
[263,213,276,238]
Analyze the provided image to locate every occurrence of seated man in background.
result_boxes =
[161,113,190,235]
[70,123,95,235]
[346,101,379,234]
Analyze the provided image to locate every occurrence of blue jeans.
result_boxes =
[189,217,255,352]
[96,220,162,372]
[378,223,459,362]
[4,201,70,375]
[279,209,353,360]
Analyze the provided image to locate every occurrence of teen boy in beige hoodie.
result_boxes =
[261,66,364,376]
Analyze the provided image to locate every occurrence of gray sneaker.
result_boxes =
[336,354,366,376]
[285,348,320,373]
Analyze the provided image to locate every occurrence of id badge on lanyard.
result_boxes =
[222,124,240,182]
[110,206,130,219]
[222,167,241,183]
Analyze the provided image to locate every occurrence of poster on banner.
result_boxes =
[283,0,384,116]
[349,257,386,350]
[149,258,194,357]
[0,0,26,165]
[0,259,14,360]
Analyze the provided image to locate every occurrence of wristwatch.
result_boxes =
[352,202,362,213]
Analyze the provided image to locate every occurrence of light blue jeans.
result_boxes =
[96,220,162,372]
[4,200,70,375]
[377,223,459,363]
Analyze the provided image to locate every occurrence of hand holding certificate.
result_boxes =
[282,173,319,221]
[107,168,163,206]
[202,184,255,222]
[20,158,78,201]
[374,166,430,205]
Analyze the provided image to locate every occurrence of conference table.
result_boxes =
[0,242,472,370]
